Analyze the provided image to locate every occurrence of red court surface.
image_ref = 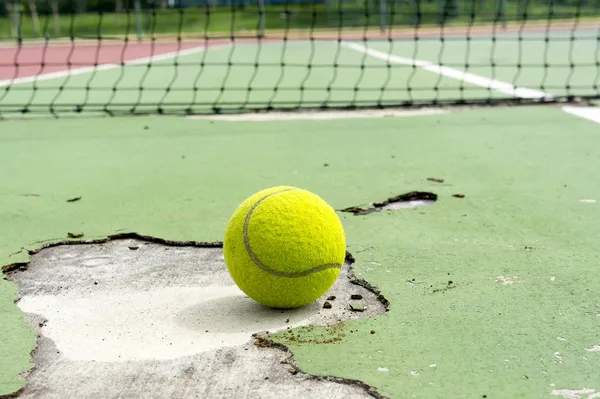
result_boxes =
[1,20,595,82]
[0,42,208,81]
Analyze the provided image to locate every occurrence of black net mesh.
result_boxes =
[0,0,598,116]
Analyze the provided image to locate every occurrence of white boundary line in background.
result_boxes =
[189,108,449,121]
[343,41,600,125]
[342,42,551,99]
[563,106,600,125]
[0,45,207,87]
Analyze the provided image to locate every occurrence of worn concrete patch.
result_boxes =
[7,238,386,398]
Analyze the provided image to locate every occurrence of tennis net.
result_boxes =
[0,0,598,116]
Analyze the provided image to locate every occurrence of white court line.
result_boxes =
[189,108,449,121]
[0,45,207,87]
[562,106,600,124]
[342,42,551,99]
[343,42,600,125]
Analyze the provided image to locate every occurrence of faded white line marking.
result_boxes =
[342,42,551,99]
[554,352,564,363]
[579,199,597,203]
[585,345,600,352]
[188,108,449,122]
[496,276,519,285]
[563,106,600,125]
[551,388,600,399]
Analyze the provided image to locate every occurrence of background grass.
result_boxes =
[1,0,599,40]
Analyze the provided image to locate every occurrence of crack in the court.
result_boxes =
[252,333,388,399]
[340,191,438,215]
[1,232,222,273]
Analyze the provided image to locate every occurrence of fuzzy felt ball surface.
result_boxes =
[223,186,346,309]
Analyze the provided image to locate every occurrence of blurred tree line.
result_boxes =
[0,0,171,15]
[2,0,597,15]
[1,0,597,38]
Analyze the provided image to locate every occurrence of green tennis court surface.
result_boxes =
[2,105,600,398]
[1,1,600,397]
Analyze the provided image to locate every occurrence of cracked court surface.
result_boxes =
[1,105,600,398]
[6,238,385,398]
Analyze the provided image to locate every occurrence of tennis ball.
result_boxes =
[223,186,346,309]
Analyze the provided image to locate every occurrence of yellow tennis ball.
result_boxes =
[223,186,346,309]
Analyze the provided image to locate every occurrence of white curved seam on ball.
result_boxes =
[243,188,342,278]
